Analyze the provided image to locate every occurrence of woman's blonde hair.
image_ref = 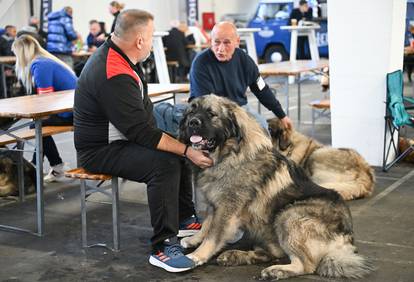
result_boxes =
[110,1,125,10]
[12,34,75,94]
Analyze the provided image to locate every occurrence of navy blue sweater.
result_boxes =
[190,48,286,119]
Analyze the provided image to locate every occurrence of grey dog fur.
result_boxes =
[179,95,373,280]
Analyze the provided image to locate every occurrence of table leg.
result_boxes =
[285,77,289,116]
[1,64,7,99]
[34,119,44,236]
[297,73,301,122]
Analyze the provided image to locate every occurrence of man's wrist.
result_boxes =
[183,145,190,157]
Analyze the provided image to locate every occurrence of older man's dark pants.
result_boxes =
[79,140,195,250]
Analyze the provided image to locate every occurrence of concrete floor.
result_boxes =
[1,76,414,282]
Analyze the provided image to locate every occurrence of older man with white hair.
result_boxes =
[190,21,292,130]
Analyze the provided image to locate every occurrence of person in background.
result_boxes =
[12,35,76,182]
[0,25,17,56]
[190,21,293,131]
[109,1,125,33]
[75,9,212,272]
[163,21,194,82]
[47,6,80,69]
[15,17,47,48]
[86,20,106,52]
[289,0,313,59]
[99,21,109,37]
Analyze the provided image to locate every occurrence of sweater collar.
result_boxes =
[106,36,140,72]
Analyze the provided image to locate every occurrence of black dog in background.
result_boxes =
[0,117,36,197]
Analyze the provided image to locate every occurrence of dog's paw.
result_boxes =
[217,250,248,266]
[187,253,205,266]
[260,266,294,280]
[180,236,199,249]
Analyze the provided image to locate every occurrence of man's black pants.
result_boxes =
[79,140,196,249]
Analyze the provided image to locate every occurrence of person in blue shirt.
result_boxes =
[12,34,77,183]
[190,21,293,131]
[86,20,106,52]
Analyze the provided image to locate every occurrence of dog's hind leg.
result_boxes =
[260,255,313,280]
[217,247,273,266]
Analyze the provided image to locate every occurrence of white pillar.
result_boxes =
[329,0,406,166]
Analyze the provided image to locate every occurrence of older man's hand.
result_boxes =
[280,116,293,131]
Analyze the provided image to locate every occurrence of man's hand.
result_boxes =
[186,147,213,169]
[280,116,293,130]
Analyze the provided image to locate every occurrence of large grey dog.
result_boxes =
[179,95,373,280]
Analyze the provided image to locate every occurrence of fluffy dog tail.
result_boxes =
[319,180,373,201]
[316,246,374,279]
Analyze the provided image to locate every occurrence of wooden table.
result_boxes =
[259,59,329,121]
[0,83,189,236]
[0,56,16,99]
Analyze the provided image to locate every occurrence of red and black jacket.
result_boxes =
[74,38,163,163]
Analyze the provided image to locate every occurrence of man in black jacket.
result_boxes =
[289,0,313,59]
[74,9,212,272]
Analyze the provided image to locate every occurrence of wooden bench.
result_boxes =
[0,125,73,146]
[309,99,330,136]
[64,168,120,251]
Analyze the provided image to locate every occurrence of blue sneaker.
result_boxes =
[178,215,202,237]
[149,243,195,272]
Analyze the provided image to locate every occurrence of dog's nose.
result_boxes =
[189,117,202,128]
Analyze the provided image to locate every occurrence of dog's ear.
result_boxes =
[177,104,193,143]
[278,126,292,151]
[229,111,242,142]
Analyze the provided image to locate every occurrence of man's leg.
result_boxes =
[82,140,193,248]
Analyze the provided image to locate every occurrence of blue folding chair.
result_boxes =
[382,70,414,171]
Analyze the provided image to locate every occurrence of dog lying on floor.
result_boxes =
[0,117,36,197]
[179,95,373,280]
[268,118,375,200]
[0,149,36,197]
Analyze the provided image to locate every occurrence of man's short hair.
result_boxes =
[5,25,16,30]
[89,19,99,25]
[114,9,154,39]
[299,0,308,6]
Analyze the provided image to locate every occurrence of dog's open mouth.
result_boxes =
[190,135,216,150]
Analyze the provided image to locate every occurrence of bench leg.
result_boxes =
[80,179,87,248]
[111,177,120,251]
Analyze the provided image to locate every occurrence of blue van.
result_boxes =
[247,0,328,62]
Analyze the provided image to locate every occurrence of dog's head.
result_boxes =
[179,95,242,153]
[267,118,292,151]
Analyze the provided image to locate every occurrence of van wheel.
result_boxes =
[264,45,288,63]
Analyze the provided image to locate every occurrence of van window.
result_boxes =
[256,3,291,21]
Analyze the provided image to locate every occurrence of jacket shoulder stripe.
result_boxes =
[106,48,139,83]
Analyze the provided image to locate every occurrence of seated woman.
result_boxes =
[12,34,77,183]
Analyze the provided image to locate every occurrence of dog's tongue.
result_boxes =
[190,135,203,144]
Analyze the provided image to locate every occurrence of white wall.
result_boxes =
[51,0,179,41]
[0,0,31,30]
[328,0,406,166]
[198,0,258,23]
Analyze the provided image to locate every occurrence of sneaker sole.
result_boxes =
[149,256,193,273]
[177,229,199,238]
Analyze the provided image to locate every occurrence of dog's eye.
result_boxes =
[207,110,216,118]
